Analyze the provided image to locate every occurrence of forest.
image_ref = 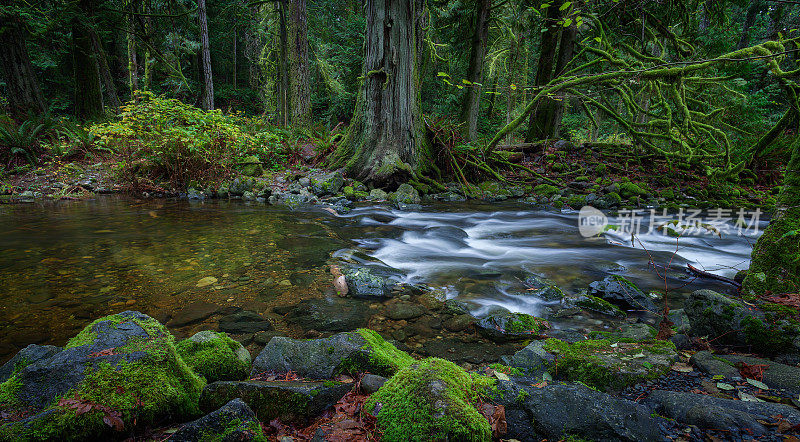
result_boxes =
[1,0,800,440]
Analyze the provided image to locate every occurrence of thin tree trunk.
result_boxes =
[72,0,105,120]
[89,28,121,110]
[737,0,762,50]
[288,0,312,125]
[525,1,562,142]
[0,18,46,118]
[233,28,237,89]
[549,19,577,137]
[126,15,139,100]
[329,0,428,186]
[277,0,290,125]
[198,0,214,110]
[460,0,491,141]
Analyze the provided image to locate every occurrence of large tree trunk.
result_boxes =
[198,0,214,110]
[288,0,312,125]
[72,0,105,120]
[89,28,121,111]
[547,19,577,137]
[460,0,491,141]
[277,0,290,125]
[525,1,562,142]
[329,0,429,186]
[0,18,46,118]
[741,137,800,298]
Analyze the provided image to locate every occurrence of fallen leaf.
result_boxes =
[716,382,735,391]
[746,378,769,390]
[671,362,694,373]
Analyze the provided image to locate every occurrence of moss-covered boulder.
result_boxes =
[567,293,627,318]
[170,398,267,442]
[684,289,800,354]
[199,380,351,424]
[588,275,656,312]
[390,183,422,205]
[476,312,550,342]
[309,171,344,196]
[250,329,414,379]
[0,311,204,441]
[365,358,494,442]
[542,338,676,391]
[533,184,560,198]
[237,155,263,177]
[176,331,251,382]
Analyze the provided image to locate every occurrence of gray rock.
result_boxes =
[385,302,427,320]
[218,311,273,334]
[342,266,395,299]
[309,171,344,196]
[167,301,221,328]
[522,275,565,301]
[170,398,264,441]
[495,381,661,441]
[507,340,555,376]
[443,299,471,316]
[250,331,403,379]
[645,390,800,435]
[391,183,421,205]
[690,351,740,379]
[618,323,657,341]
[442,314,475,332]
[588,275,655,312]
[704,352,800,394]
[360,374,387,394]
[286,298,371,332]
[0,344,62,383]
[368,189,388,200]
[666,308,691,334]
[199,380,352,424]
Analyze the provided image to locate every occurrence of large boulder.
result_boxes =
[691,351,800,394]
[341,266,396,299]
[365,358,493,442]
[588,275,656,312]
[176,331,251,382]
[199,380,351,424]
[250,329,414,379]
[684,289,800,354]
[0,311,204,441]
[645,390,800,436]
[0,345,61,384]
[541,338,677,391]
[170,398,266,442]
[494,380,661,441]
[476,312,550,342]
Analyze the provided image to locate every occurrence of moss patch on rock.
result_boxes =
[365,358,494,442]
[176,331,252,382]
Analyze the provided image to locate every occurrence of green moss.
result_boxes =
[576,296,627,318]
[365,358,493,442]
[533,184,560,198]
[505,314,549,334]
[488,363,524,376]
[66,313,165,349]
[356,328,415,375]
[0,375,22,407]
[176,332,250,382]
[619,182,648,199]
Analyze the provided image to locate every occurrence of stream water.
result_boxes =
[0,197,763,362]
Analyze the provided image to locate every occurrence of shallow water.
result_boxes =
[0,197,762,362]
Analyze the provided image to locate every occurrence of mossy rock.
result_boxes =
[476,312,550,342]
[0,311,204,441]
[365,358,494,442]
[170,398,267,442]
[741,206,800,300]
[573,295,627,318]
[250,329,414,380]
[237,155,263,177]
[522,275,565,302]
[176,331,251,382]
[619,182,648,199]
[543,338,676,391]
[534,184,560,198]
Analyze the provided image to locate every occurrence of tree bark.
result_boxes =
[126,15,139,100]
[460,0,491,141]
[198,0,214,110]
[525,1,562,142]
[72,0,105,120]
[736,0,762,50]
[329,0,429,186]
[0,17,46,118]
[287,0,312,126]
[277,0,290,125]
[89,27,121,110]
[548,19,577,137]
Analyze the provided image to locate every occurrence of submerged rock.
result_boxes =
[170,398,266,442]
[522,275,565,301]
[199,380,351,424]
[0,311,204,440]
[218,310,273,334]
[495,380,661,441]
[250,329,414,379]
[645,390,800,436]
[476,312,550,342]
[588,275,656,312]
[176,331,252,382]
[366,358,493,442]
[285,298,371,332]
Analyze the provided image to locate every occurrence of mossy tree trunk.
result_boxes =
[198,0,214,110]
[72,0,105,120]
[460,0,491,142]
[0,16,46,118]
[328,0,429,187]
[525,0,562,143]
[742,138,800,298]
[288,0,312,126]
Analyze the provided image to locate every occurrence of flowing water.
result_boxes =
[0,197,762,362]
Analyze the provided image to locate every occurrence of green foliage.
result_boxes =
[0,114,58,165]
